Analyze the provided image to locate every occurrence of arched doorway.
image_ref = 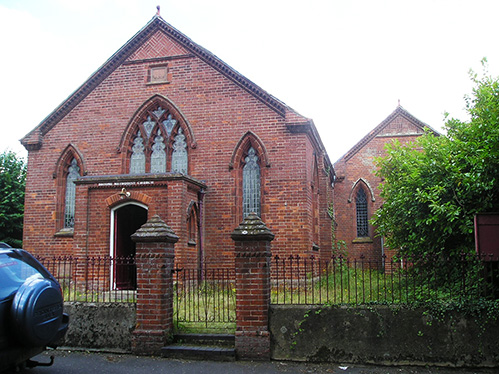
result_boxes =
[111,203,148,290]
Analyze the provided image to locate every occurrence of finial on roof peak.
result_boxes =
[156,5,161,16]
[397,99,401,107]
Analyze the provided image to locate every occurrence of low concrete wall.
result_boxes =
[270,305,499,367]
[63,302,136,352]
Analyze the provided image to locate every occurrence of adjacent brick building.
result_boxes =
[20,14,334,286]
[332,105,438,261]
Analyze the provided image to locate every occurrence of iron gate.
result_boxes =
[174,265,236,332]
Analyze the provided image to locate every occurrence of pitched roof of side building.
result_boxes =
[335,105,440,164]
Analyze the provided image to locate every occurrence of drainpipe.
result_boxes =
[84,187,91,293]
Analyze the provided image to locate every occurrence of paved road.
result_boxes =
[10,350,497,374]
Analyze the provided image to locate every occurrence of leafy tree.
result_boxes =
[373,61,499,258]
[0,150,26,247]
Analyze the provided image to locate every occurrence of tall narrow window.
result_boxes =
[243,147,261,217]
[64,158,80,228]
[187,204,198,245]
[171,127,188,174]
[355,188,369,237]
[130,130,145,174]
[150,129,166,173]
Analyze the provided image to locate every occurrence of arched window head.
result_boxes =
[355,188,369,237]
[64,158,80,228]
[125,103,191,175]
[243,147,261,218]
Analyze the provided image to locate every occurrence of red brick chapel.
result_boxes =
[20,14,334,283]
[332,105,438,262]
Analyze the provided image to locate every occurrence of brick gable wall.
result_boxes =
[333,111,428,261]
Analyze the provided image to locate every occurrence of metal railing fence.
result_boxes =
[37,255,136,303]
[271,254,499,305]
[37,253,499,308]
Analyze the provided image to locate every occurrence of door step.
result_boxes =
[162,334,236,361]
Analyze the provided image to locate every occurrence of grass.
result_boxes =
[61,281,136,303]
[270,262,490,305]
[271,265,413,305]
[174,322,236,334]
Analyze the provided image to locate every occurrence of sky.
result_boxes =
[1,0,499,162]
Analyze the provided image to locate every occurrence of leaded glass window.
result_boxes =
[142,116,156,140]
[150,129,166,173]
[162,114,177,137]
[64,158,79,228]
[243,147,261,218]
[171,127,188,174]
[127,106,190,175]
[130,130,145,174]
[356,188,369,237]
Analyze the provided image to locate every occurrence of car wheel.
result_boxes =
[10,277,64,347]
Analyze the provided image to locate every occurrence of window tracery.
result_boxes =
[127,106,188,175]
[163,114,177,137]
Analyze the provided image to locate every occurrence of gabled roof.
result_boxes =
[21,15,291,150]
[337,105,439,163]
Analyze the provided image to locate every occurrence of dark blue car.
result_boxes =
[0,248,69,371]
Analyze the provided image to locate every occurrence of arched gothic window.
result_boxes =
[54,146,84,235]
[187,203,198,245]
[64,158,80,228]
[127,106,189,175]
[242,147,261,218]
[355,188,369,237]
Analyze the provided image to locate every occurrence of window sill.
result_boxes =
[55,228,74,238]
[352,237,372,244]
[146,80,170,86]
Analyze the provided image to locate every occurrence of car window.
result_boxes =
[0,253,43,299]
